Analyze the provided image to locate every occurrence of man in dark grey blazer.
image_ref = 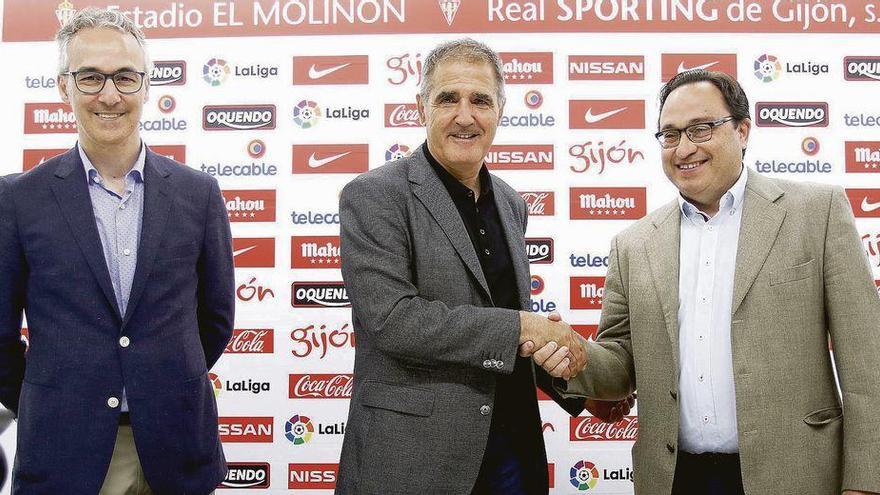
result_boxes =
[336,39,587,495]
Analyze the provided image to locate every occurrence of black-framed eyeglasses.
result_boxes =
[654,116,736,149]
[61,70,146,95]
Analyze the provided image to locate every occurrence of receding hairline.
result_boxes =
[62,27,148,72]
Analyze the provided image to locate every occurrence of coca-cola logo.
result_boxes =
[384,103,421,127]
[289,374,353,399]
[225,329,274,354]
[290,323,356,358]
[570,415,639,441]
[520,191,555,216]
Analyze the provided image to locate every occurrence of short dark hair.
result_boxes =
[658,70,750,128]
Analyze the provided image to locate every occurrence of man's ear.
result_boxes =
[416,93,426,125]
[57,74,70,104]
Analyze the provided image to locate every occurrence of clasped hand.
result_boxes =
[518,310,586,380]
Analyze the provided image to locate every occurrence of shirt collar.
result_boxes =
[422,141,492,200]
[79,141,146,186]
[678,164,748,219]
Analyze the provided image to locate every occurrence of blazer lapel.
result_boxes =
[645,200,682,367]
[491,177,530,309]
[122,150,172,327]
[408,150,492,299]
[731,169,786,315]
[50,147,122,320]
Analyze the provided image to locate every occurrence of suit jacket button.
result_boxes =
[483,359,492,369]
[119,336,130,348]
[107,397,120,408]
[480,405,491,416]
[666,442,675,453]
[495,361,504,369]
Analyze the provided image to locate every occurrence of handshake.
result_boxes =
[518,310,586,381]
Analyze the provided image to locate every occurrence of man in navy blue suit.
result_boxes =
[0,7,234,494]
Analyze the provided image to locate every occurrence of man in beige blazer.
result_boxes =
[536,70,880,494]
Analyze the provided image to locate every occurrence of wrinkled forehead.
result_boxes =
[429,60,499,95]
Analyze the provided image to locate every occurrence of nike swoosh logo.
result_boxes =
[233,245,258,258]
[308,152,350,168]
[862,197,880,212]
[678,61,718,73]
[584,107,626,123]
[308,63,350,80]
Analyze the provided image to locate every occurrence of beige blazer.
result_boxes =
[559,168,880,494]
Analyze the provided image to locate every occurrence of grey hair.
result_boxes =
[55,7,150,74]
[419,38,506,107]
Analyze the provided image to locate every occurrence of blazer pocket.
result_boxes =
[770,258,815,286]
[360,380,434,417]
[803,405,842,426]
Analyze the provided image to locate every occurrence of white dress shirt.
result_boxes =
[677,166,747,454]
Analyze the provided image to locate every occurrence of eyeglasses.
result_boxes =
[61,69,146,95]
[654,116,736,149]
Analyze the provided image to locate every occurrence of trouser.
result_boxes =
[671,451,745,495]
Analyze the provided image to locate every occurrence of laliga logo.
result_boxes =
[385,143,411,161]
[209,372,222,397]
[157,95,175,114]
[248,139,266,159]
[438,0,461,26]
[570,460,599,491]
[56,0,76,27]
[294,100,321,129]
[754,54,782,82]
[285,415,314,445]
[203,58,230,86]
[524,90,543,110]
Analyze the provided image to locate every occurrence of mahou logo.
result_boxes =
[292,144,369,174]
[218,417,273,443]
[845,141,880,173]
[385,103,421,127]
[150,60,186,86]
[24,103,76,134]
[149,145,186,163]
[233,238,275,268]
[569,100,646,129]
[525,238,553,264]
[755,102,828,127]
[570,277,605,310]
[293,55,369,85]
[291,282,350,308]
[569,188,647,220]
[846,189,880,218]
[222,190,276,222]
[224,329,274,354]
[844,56,880,81]
[520,191,555,216]
[484,145,553,170]
[22,148,66,171]
[499,52,553,84]
[292,236,341,268]
[290,323,356,359]
[570,415,639,441]
[288,463,339,489]
[569,55,645,81]
[220,463,270,489]
[661,53,738,81]
[203,104,276,131]
[289,374,353,399]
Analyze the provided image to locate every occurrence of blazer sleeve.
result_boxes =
[555,237,636,401]
[340,174,520,374]
[822,187,880,492]
[196,178,235,369]
[0,176,27,415]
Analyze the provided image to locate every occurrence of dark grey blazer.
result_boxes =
[336,147,581,494]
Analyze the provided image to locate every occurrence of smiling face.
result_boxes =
[58,27,148,154]
[417,59,503,178]
[659,81,750,214]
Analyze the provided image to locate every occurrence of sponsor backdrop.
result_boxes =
[2,0,880,493]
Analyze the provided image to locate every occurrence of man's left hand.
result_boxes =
[585,393,636,423]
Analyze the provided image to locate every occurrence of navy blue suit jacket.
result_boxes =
[0,146,235,494]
